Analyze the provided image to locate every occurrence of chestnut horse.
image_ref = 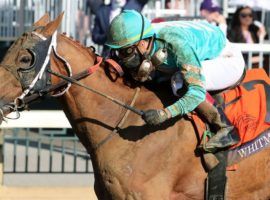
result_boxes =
[0,13,270,200]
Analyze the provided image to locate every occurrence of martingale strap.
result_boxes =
[47,55,142,149]
[94,87,141,150]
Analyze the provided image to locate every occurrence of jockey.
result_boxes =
[106,10,245,151]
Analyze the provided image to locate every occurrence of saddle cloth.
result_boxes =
[192,69,270,167]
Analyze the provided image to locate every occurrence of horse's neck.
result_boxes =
[49,35,200,185]
[51,34,138,153]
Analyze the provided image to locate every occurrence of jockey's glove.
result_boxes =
[142,109,172,125]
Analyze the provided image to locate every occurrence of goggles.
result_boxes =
[240,13,253,18]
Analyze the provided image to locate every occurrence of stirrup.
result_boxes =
[205,126,238,150]
[197,130,216,153]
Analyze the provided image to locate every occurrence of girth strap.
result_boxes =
[206,151,228,200]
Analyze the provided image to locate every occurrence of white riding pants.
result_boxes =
[201,40,245,91]
[171,40,245,96]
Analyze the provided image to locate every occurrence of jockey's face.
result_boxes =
[115,38,155,82]
[239,8,253,27]
[136,39,151,55]
[117,39,151,59]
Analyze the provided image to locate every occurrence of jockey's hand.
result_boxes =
[142,109,171,125]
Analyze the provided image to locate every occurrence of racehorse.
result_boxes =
[0,13,269,200]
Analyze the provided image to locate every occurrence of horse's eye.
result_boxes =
[20,56,31,64]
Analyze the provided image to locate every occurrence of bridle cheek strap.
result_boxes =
[104,58,124,77]
[87,56,123,77]
[88,56,103,74]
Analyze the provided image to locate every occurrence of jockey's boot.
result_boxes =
[195,99,240,152]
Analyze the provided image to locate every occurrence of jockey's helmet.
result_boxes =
[106,10,155,49]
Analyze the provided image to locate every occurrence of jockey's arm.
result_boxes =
[166,41,206,117]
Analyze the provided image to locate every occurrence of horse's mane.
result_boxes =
[59,33,96,61]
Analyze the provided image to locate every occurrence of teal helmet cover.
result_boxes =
[106,10,155,49]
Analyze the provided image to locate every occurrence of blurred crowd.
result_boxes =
[90,0,149,56]
[89,0,269,61]
[199,0,268,66]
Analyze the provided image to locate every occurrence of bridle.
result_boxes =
[0,30,143,125]
[0,30,70,120]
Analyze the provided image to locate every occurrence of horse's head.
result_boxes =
[0,13,64,122]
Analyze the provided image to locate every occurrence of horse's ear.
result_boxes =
[33,13,50,27]
[41,12,64,38]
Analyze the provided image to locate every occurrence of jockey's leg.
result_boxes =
[195,94,240,151]
[198,40,244,151]
[171,73,240,151]
[171,40,244,151]
[201,40,245,91]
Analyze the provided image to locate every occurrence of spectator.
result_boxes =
[87,0,103,15]
[165,0,192,15]
[125,0,148,11]
[228,6,267,65]
[165,0,181,9]
[200,0,227,35]
[151,0,184,23]
[92,0,148,57]
[228,6,266,44]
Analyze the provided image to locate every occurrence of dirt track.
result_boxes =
[0,186,98,200]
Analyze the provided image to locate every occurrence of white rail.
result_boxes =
[0,110,71,128]
[234,43,270,52]
[234,42,270,72]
